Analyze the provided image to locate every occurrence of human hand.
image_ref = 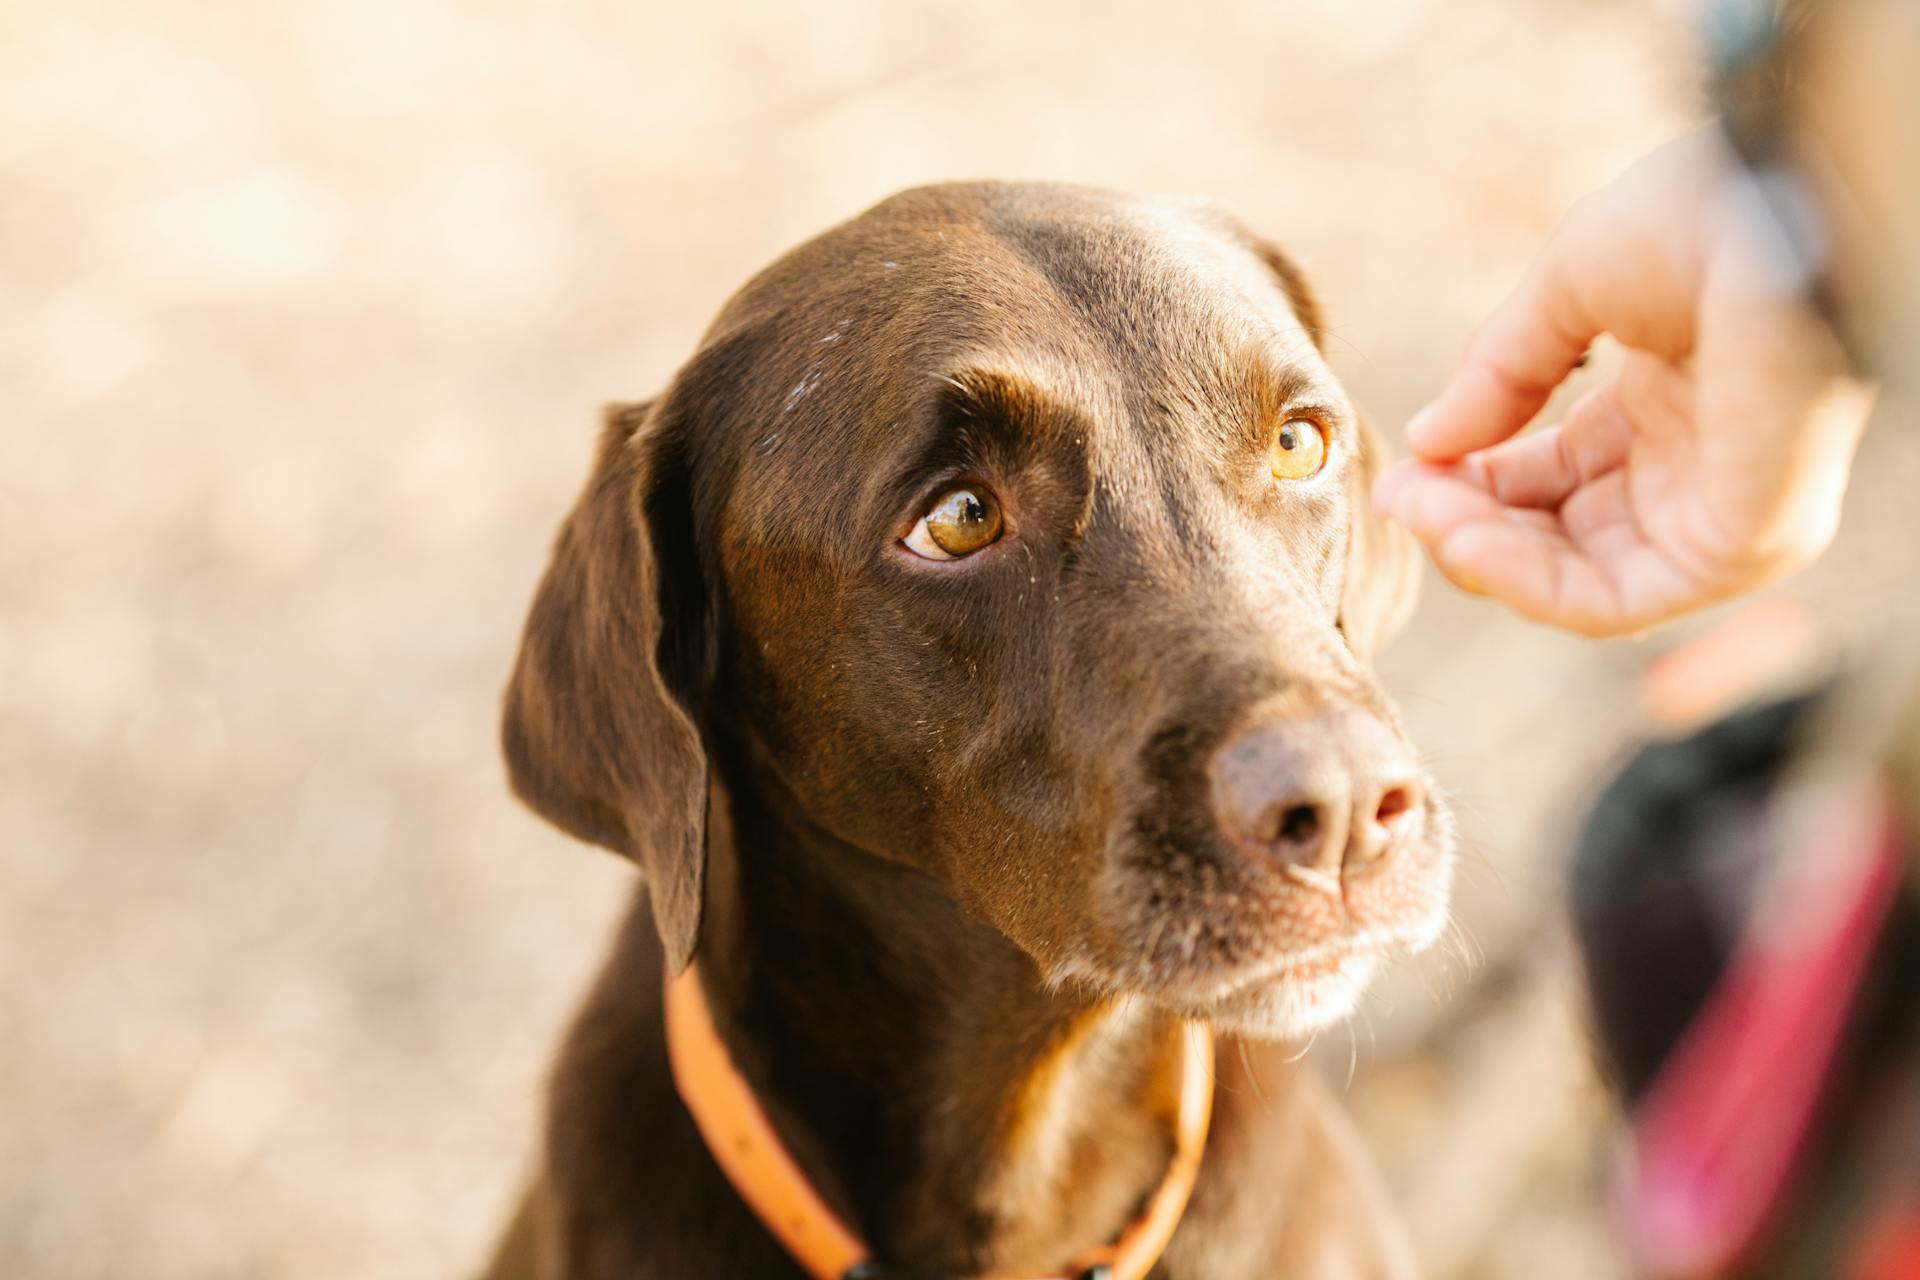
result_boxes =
[1372,132,1874,637]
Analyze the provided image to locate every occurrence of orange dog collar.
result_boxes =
[663,963,1214,1280]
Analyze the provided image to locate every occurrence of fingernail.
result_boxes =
[1404,405,1439,450]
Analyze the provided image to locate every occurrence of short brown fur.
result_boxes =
[485,182,1448,1279]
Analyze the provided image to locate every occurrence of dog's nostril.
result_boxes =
[1375,786,1416,826]
[1276,804,1321,846]
[1347,782,1422,868]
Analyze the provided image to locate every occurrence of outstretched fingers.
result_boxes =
[1405,242,1602,462]
[1371,458,1702,636]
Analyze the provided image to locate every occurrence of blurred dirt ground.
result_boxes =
[6,2,1919,1277]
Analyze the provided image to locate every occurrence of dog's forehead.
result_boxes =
[739,184,1321,367]
[702,183,1344,553]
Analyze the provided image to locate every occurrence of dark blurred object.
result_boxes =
[1572,651,1920,1278]
[1573,690,1824,1101]
[1569,3,1920,1270]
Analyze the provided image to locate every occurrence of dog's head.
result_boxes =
[504,183,1452,1039]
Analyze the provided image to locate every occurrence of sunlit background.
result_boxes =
[6,2,1919,1277]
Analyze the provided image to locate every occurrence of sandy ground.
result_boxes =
[6,2,1918,1277]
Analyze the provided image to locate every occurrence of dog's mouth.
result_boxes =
[1075,806,1457,1040]
[1205,950,1387,1040]
[1165,917,1444,1036]
[1275,949,1353,981]
[1050,897,1453,1041]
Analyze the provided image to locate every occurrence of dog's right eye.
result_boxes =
[1269,417,1329,481]
[903,487,1004,561]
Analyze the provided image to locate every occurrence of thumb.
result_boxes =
[1406,244,1599,462]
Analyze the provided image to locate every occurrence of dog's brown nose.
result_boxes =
[1208,708,1424,876]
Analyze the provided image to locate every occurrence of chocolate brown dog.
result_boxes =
[485,182,1454,1279]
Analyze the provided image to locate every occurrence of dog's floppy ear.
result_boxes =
[1246,237,1327,348]
[502,400,710,972]
[1338,413,1422,656]
[1241,226,1421,656]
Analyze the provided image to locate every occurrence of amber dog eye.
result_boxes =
[1269,418,1329,480]
[903,487,1004,560]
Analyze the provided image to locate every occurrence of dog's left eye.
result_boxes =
[1270,418,1329,481]
[903,486,1004,560]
